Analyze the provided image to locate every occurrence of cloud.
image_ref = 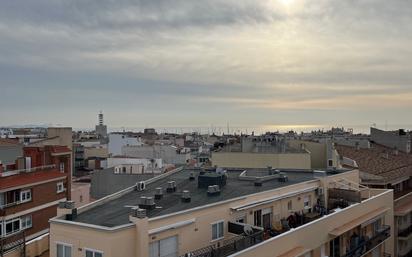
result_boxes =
[0,0,412,129]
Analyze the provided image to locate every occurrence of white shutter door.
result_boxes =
[159,236,178,257]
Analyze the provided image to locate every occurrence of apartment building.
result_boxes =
[50,165,394,257]
[0,145,72,256]
[211,136,312,169]
[336,143,412,257]
[370,128,411,154]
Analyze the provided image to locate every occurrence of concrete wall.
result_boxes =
[5,233,49,257]
[371,127,411,153]
[211,152,311,169]
[90,168,154,198]
[108,134,142,156]
[84,147,108,159]
[122,145,190,165]
[71,182,91,207]
[107,157,163,169]
[288,140,327,169]
[0,144,23,165]
[47,127,73,150]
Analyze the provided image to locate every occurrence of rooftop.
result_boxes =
[71,167,350,227]
[336,143,412,184]
[0,166,67,191]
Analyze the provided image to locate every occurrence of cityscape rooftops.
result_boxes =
[70,167,351,227]
[336,143,412,185]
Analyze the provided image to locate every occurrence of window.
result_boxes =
[20,189,32,203]
[287,200,292,211]
[85,249,103,257]
[212,221,224,241]
[236,215,246,224]
[328,159,333,167]
[5,218,20,235]
[304,195,311,208]
[57,182,65,193]
[57,243,72,257]
[21,215,32,229]
[59,162,65,172]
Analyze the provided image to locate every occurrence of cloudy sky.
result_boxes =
[1,0,411,132]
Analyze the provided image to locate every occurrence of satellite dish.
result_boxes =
[243,225,253,236]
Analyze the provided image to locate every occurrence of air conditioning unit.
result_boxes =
[136,181,146,191]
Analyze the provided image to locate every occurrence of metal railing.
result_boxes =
[342,225,391,257]
[0,230,25,257]
[179,230,263,257]
[0,164,56,177]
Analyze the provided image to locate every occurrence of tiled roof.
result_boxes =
[0,169,67,191]
[336,143,412,183]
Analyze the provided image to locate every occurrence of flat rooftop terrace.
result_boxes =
[71,168,350,227]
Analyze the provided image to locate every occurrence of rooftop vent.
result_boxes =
[189,172,196,181]
[131,207,147,219]
[155,187,163,200]
[198,170,227,189]
[167,181,177,193]
[207,185,221,196]
[254,179,263,187]
[138,196,156,210]
[278,172,288,182]
[181,190,191,203]
[135,181,146,191]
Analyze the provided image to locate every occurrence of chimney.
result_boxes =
[254,179,263,187]
[181,190,191,202]
[155,187,163,200]
[207,185,221,196]
[167,181,177,193]
[131,207,147,219]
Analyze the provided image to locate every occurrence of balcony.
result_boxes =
[398,224,412,239]
[0,164,56,178]
[179,229,263,257]
[342,225,391,257]
[0,230,25,256]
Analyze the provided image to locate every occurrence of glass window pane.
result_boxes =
[95,252,103,257]
[212,224,217,239]
[218,222,224,238]
[64,245,71,257]
[86,250,93,257]
[57,244,63,257]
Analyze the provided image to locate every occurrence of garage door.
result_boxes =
[150,236,178,257]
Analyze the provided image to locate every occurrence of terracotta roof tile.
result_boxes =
[0,169,67,191]
[336,143,412,183]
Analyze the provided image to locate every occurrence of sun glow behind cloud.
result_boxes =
[0,0,412,129]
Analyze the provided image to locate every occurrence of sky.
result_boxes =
[0,0,412,132]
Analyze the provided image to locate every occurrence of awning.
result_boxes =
[329,207,388,236]
[278,247,310,257]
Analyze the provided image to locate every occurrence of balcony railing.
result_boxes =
[398,224,412,238]
[342,225,391,257]
[0,230,25,257]
[0,164,56,177]
[179,230,263,257]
